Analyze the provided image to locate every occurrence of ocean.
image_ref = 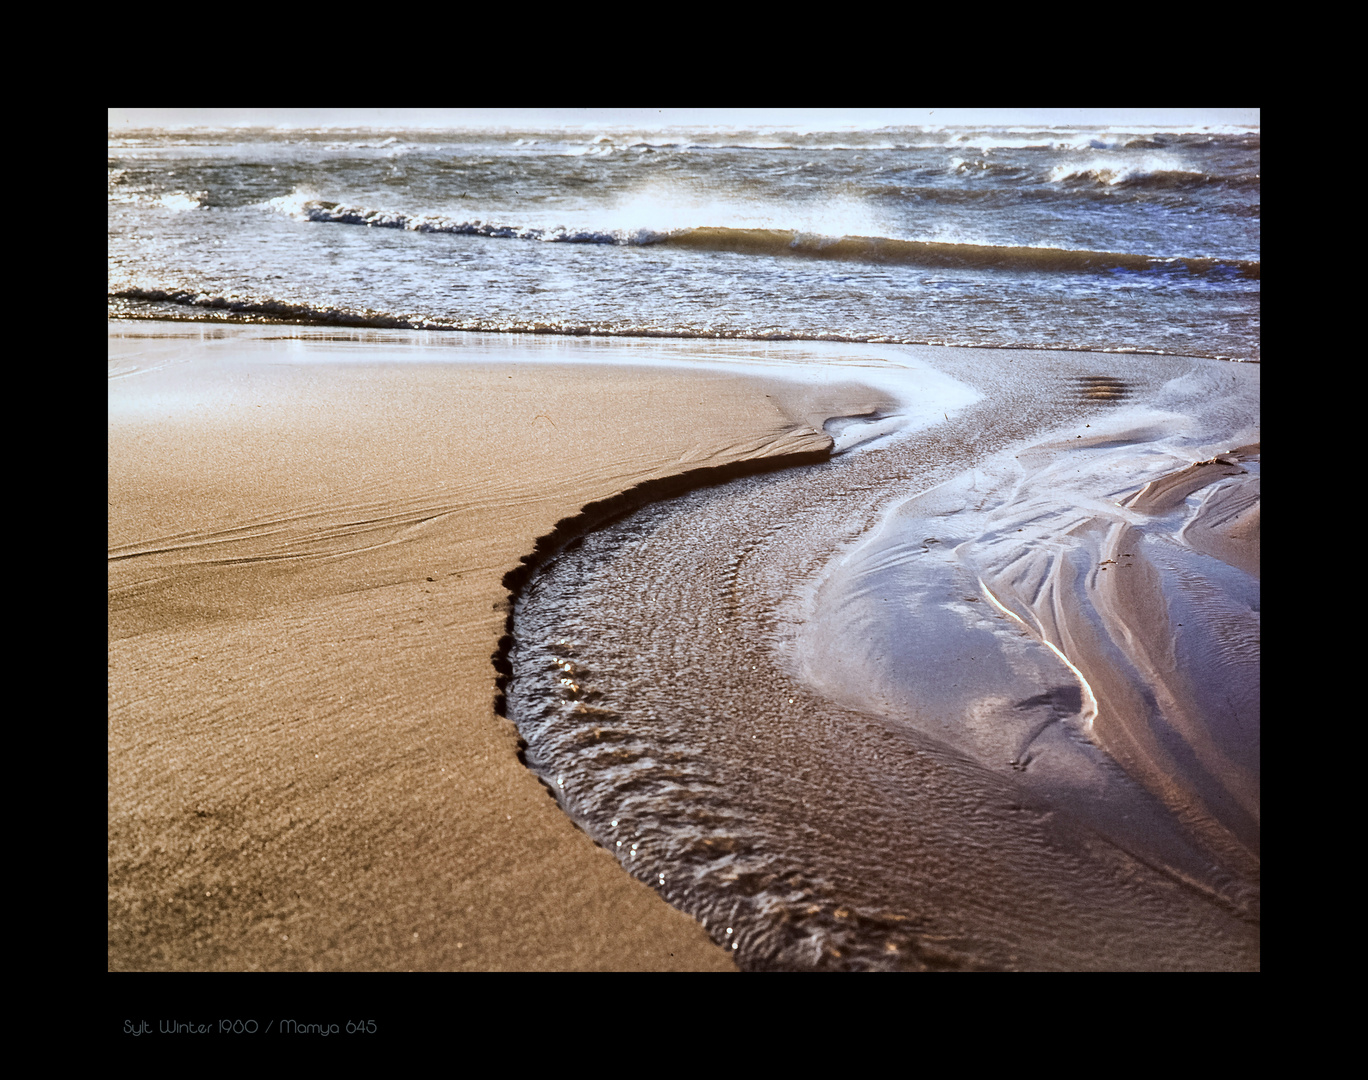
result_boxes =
[108,124,1259,360]
[109,123,1260,970]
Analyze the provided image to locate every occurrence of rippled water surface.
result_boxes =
[506,344,1259,970]
[109,124,1259,359]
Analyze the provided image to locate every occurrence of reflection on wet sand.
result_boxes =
[508,346,1259,969]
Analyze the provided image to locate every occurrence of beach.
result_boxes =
[110,322,1258,970]
[109,118,1259,971]
[108,323,901,970]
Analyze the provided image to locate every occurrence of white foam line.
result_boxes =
[977,577,1099,731]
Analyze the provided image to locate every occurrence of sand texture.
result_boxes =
[110,323,1258,971]
[504,348,1259,969]
[108,324,899,971]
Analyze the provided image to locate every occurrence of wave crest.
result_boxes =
[664,228,1257,278]
[1048,160,1214,189]
[261,193,1258,279]
[265,193,669,245]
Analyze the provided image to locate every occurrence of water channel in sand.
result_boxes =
[506,345,1259,970]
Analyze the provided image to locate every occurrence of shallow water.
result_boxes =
[110,121,1260,970]
[506,344,1259,970]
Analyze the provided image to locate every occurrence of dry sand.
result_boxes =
[108,322,892,971]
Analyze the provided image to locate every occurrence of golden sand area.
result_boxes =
[108,322,902,971]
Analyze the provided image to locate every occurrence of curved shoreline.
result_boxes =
[108,322,1256,970]
[501,348,1259,970]
[108,326,859,971]
[493,446,832,723]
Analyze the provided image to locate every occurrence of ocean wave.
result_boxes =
[661,229,1259,278]
[1048,160,1216,188]
[549,128,1256,154]
[261,194,1258,279]
[106,288,1259,361]
[947,150,1226,185]
[157,190,207,211]
[948,156,1031,178]
[566,137,1175,154]
[263,192,670,244]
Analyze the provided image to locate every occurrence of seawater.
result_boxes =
[110,122,1260,969]
[503,342,1259,970]
[108,124,1259,360]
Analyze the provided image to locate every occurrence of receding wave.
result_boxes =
[265,196,1258,280]
[1047,161,1245,190]
[106,287,1259,361]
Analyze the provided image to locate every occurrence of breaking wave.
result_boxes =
[262,194,1258,279]
[1047,158,1240,189]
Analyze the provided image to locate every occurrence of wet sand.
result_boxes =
[109,323,1258,970]
[505,346,1259,969]
[107,322,896,971]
